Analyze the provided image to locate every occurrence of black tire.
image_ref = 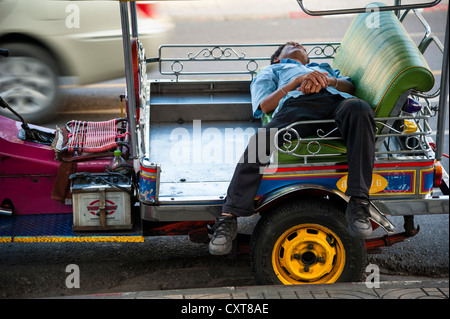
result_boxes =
[250,199,367,285]
[0,43,60,123]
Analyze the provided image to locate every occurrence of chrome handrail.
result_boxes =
[295,0,441,16]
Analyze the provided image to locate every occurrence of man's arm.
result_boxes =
[260,70,329,114]
[329,76,355,95]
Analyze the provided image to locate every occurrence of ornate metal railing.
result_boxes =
[274,104,435,163]
[152,43,340,81]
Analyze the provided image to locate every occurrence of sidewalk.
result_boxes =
[65,278,448,299]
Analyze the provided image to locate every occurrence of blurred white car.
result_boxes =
[0,0,173,123]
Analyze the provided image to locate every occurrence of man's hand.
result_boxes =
[299,79,323,94]
[297,71,328,94]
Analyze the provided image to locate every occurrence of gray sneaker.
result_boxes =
[346,198,373,239]
[209,215,237,255]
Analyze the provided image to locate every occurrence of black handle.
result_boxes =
[0,96,8,108]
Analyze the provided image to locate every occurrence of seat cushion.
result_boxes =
[332,3,434,119]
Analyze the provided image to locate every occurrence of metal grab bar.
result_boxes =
[296,0,441,16]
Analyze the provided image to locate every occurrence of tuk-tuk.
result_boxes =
[0,0,448,285]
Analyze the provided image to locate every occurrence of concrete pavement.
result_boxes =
[62,278,448,299]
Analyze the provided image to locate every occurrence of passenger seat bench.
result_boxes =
[262,4,434,164]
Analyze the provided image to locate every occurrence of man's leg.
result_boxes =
[209,122,280,255]
[334,98,376,238]
[210,91,343,255]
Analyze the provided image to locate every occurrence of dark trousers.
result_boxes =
[223,90,376,217]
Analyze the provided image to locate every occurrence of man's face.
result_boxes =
[276,42,309,64]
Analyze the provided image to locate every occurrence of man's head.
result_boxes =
[271,42,310,65]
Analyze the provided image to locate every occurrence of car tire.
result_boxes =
[250,199,367,285]
[0,43,60,123]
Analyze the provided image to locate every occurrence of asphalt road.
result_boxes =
[1,13,448,298]
[0,214,448,298]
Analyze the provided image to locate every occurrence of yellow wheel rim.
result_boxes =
[272,223,346,284]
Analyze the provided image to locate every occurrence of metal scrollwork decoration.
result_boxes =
[306,140,322,155]
[307,44,339,59]
[316,127,338,138]
[187,47,246,60]
[246,60,258,73]
[275,125,301,155]
[405,135,422,150]
[171,60,184,74]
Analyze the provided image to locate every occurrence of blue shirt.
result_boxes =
[250,59,354,118]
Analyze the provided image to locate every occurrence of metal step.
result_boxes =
[0,213,144,243]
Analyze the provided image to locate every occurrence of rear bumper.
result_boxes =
[372,196,449,216]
